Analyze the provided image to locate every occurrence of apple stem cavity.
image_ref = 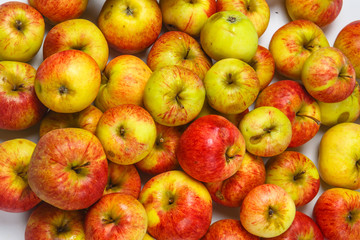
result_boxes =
[184,47,191,60]
[175,94,184,109]
[14,20,23,31]
[71,162,90,174]
[102,215,118,225]
[293,170,306,181]
[12,83,24,92]
[56,221,70,234]
[227,73,234,85]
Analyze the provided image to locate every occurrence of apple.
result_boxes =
[39,105,103,138]
[96,104,157,165]
[28,128,108,210]
[318,122,360,190]
[95,55,152,112]
[143,233,155,240]
[25,203,85,240]
[216,0,270,37]
[85,193,148,240]
[205,152,266,207]
[177,114,246,183]
[147,31,212,80]
[143,65,206,127]
[42,18,109,71]
[269,19,329,80]
[317,83,360,127]
[203,58,260,114]
[266,211,324,240]
[0,61,47,130]
[286,0,343,27]
[265,151,320,207]
[255,80,321,148]
[135,123,181,175]
[301,47,356,103]
[201,219,260,240]
[28,0,88,24]
[97,0,162,54]
[139,170,212,240]
[200,10,258,62]
[0,139,41,213]
[240,184,296,238]
[239,106,292,157]
[334,20,360,77]
[314,188,360,240]
[104,161,141,199]
[34,49,101,114]
[160,0,216,37]
[0,1,44,62]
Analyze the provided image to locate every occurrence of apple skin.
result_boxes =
[97,0,162,54]
[95,55,152,112]
[0,61,47,130]
[43,18,109,71]
[240,184,296,238]
[318,122,360,190]
[104,161,141,199]
[135,123,181,175]
[25,203,85,240]
[0,139,41,213]
[269,19,329,80]
[160,0,216,37]
[28,0,88,24]
[143,233,155,240]
[34,49,101,114]
[216,0,270,37]
[301,47,356,103]
[286,0,343,27]
[143,65,206,127]
[266,211,324,240]
[201,219,260,240]
[177,114,246,183]
[96,104,157,165]
[139,170,213,240]
[0,1,45,62]
[200,10,258,62]
[39,105,103,138]
[205,152,265,207]
[204,58,260,115]
[313,188,360,240]
[334,20,360,77]
[28,128,108,210]
[239,106,293,157]
[255,80,321,148]
[147,31,212,80]
[85,193,148,240]
[265,151,320,207]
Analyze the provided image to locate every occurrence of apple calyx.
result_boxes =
[215,190,225,201]
[15,165,28,182]
[118,126,126,137]
[227,16,237,24]
[14,19,24,32]
[58,85,68,95]
[155,135,165,149]
[125,6,134,16]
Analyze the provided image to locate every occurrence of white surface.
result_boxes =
[1,0,360,239]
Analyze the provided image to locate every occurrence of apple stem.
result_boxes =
[12,83,24,91]
[184,48,191,59]
[293,170,306,181]
[296,113,321,125]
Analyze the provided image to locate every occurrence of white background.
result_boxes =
[1,0,360,239]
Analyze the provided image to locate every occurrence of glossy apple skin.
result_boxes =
[85,193,148,240]
[301,47,356,103]
[240,184,296,238]
[314,188,360,240]
[160,0,216,37]
[0,1,45,62]
[267,211,324,240]
[205,152,265,207]
[201,219,260,240]
[147,31,212,80]
[286,0,343,27]
[269,19,329,80]
[0,61,47,130]
[25,203,85,240]
[177,115,246,183]
[139,170,212,240]
[28,128,108,210]
[216,0,270,37]
[265,151,320,207]
[0,139,41,212]
[28,0,88,24]
[43,18,109,71]
[255,80,321,148]
[95,55,152,112]
[97,0,162,54]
